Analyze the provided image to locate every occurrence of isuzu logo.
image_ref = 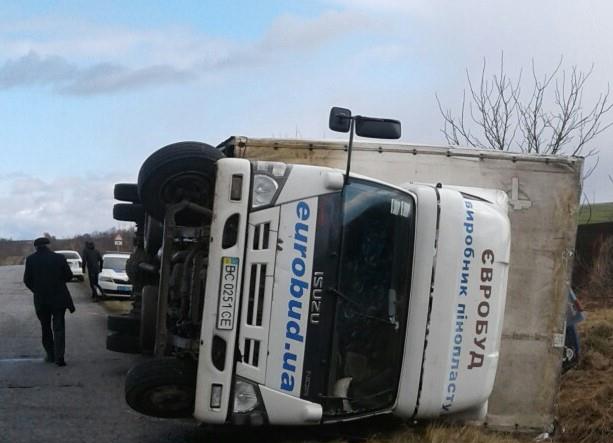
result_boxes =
[309,272,324,325]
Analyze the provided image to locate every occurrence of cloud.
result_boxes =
[324,0,429,14]
[0,51,194,94]
[258,10,370,53]
[0,52,76,88]
[0,10,373,95]
[61,62,195,95]
[0,174,129,240]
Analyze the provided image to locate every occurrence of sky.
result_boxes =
[1,0,612,239]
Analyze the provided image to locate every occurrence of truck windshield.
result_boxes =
[327,179,415,416]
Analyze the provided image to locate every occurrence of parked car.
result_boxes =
[56,250,84,281]
[99,253,132,297]
[563,287,585,372]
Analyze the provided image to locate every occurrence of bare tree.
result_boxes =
[437,56,613,157]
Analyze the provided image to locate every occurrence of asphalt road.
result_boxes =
[0,265,402,443]
[0,265,207,443]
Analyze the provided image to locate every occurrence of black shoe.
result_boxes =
[56,359,66,367]
[44,354,55,363]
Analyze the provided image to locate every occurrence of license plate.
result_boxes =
[217,257,239,330]
[117,285,131,292]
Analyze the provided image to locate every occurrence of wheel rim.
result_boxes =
[147,385,192,413]
[160,173,212,207]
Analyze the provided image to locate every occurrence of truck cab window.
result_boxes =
[326,179,415,416]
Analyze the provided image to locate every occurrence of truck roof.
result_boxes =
[217,136,582,166]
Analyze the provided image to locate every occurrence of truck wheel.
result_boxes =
[107,314,140,336]
[144,216,163,256]
[125,358,196,418]
[114,183,140,203]
[137,141,224,226]
[140,285,159,353]
[106,332,141,354]
[113,203,145,224]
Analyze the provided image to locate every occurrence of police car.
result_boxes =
[99,253,132,296]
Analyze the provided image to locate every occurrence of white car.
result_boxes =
[99,253,133,297]
[56,250,84,281]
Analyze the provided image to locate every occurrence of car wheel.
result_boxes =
[140,285,159,353]
[144,215,163,256]
[125,358,196,418]
[107,314,140,336]
[106,332,141,354]
[137,141,224,226]
[562,325,580,373]
[113,203,145,225]
[114,183,140,203]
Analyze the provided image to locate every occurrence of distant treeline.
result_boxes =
[0,228,135,266]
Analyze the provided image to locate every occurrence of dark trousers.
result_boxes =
[88,272,104,297]
[35,305,66,361]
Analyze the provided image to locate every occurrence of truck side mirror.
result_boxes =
[329,107,352,133]
[355,116,401,139]
[329,105,402,184]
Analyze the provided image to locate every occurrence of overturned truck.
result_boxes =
[109,109,515,426]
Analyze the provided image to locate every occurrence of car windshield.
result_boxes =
[60,252,80,260]
[103,257,128,272]
[327,179,415,415]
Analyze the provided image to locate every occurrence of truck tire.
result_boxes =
[114,183,140,203]
[140,285,159,353]
[137,141,224,226]
[113,203,145,224]
[107,314,140,336]
[125,358,197,418]
[106,332,141,354]
[144,216,163,256]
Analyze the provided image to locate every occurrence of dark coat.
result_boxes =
[81,245,103,274]
[23,247,75,312]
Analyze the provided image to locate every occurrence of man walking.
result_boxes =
[23,237,76,367]
[81,240,104,300]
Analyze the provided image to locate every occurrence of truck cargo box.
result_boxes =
[220,136,582,432]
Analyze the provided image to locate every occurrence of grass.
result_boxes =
[557,307,613,443]
[578,202,613,225]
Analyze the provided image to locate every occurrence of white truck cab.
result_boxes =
[115,108,510,427]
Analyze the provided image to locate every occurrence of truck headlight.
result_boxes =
[233,379,260,413]
[252,174,278,208]
[231,378,267,425]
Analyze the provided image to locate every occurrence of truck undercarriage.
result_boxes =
[109,141,224,418]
